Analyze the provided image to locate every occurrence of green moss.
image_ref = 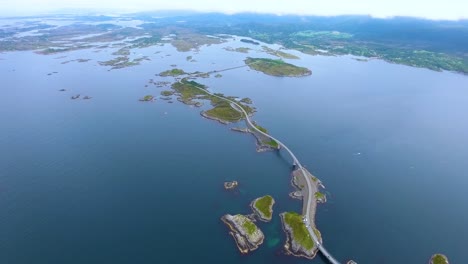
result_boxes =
[245,57,311,77]
[283,212,314,250]
[254,195,274,219]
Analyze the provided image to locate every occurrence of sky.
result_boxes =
[0,0,467,20]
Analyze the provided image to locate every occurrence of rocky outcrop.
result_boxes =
[221,214,264,254]
[280,212,318,259]
[224,181,238,190]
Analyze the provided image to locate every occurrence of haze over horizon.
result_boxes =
[1,0,467,20]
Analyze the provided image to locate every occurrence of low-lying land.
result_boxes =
[430,254,449,264]
[280,212,317,259]
[171,79,254,123]
[159,68,187,77]
[251,195,275,222]
[224,46,251,53]
[221,214,264,254]
[99,56,149,70]
[139,95,154,102]
[262,46,299,59]
[245,57,311,77]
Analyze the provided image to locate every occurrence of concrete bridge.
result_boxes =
[182,77,342,264]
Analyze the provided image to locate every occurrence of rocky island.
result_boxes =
[224,180,238,190]
[221,214,264,254]
[280,212,320,259]
[139,95,154,102]
[159,68,187,77]
[429,254,449,264]
[251,195,275,222]
[245,57,311,77]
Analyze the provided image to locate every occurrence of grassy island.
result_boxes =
[171,79,254,123]
[160,90,174,96]
[139,95,154,102]
[251,195,275,221]
[282,212,314,251]
[430,254,449,264]
[99,56,149,69]
[159,68,187,77]
[245,57,311,77]
[224,47,251,53]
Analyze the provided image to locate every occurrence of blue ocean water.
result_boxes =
[1,39,467,263]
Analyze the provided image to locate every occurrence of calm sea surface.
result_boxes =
[1,39,467,263]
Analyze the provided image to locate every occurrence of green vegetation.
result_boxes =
[262,46,299,59]
[431,254,449,264]
[169,33,225,52]
[204,103,244,122]
[314,192,325,200]
[139,95,154,101]
[264,139,279,148]
[186,55,192,61]
[214,73,222,78]
[253,195,274,219]
[159,68,187,77]
[313,228,322,242]
[112,47,130,56]
[171,80,207,104]
[224,46,251,53]
[240,97,252,104]
[253,124,279,148]
[242,217,258,236]
[171,79,253,123]
[245,57,311,77]
[160,90,174,96]
[283,212,314,250]
[99,56,149,69]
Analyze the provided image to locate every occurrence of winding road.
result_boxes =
[179,71,341,264]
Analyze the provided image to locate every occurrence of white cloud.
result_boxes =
[1,0,467,20]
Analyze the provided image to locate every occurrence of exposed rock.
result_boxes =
[289,191,303,200]
[221,214,264,254]
[83,96,92,100]
[71,94,80,99]
[224,180,238,190]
